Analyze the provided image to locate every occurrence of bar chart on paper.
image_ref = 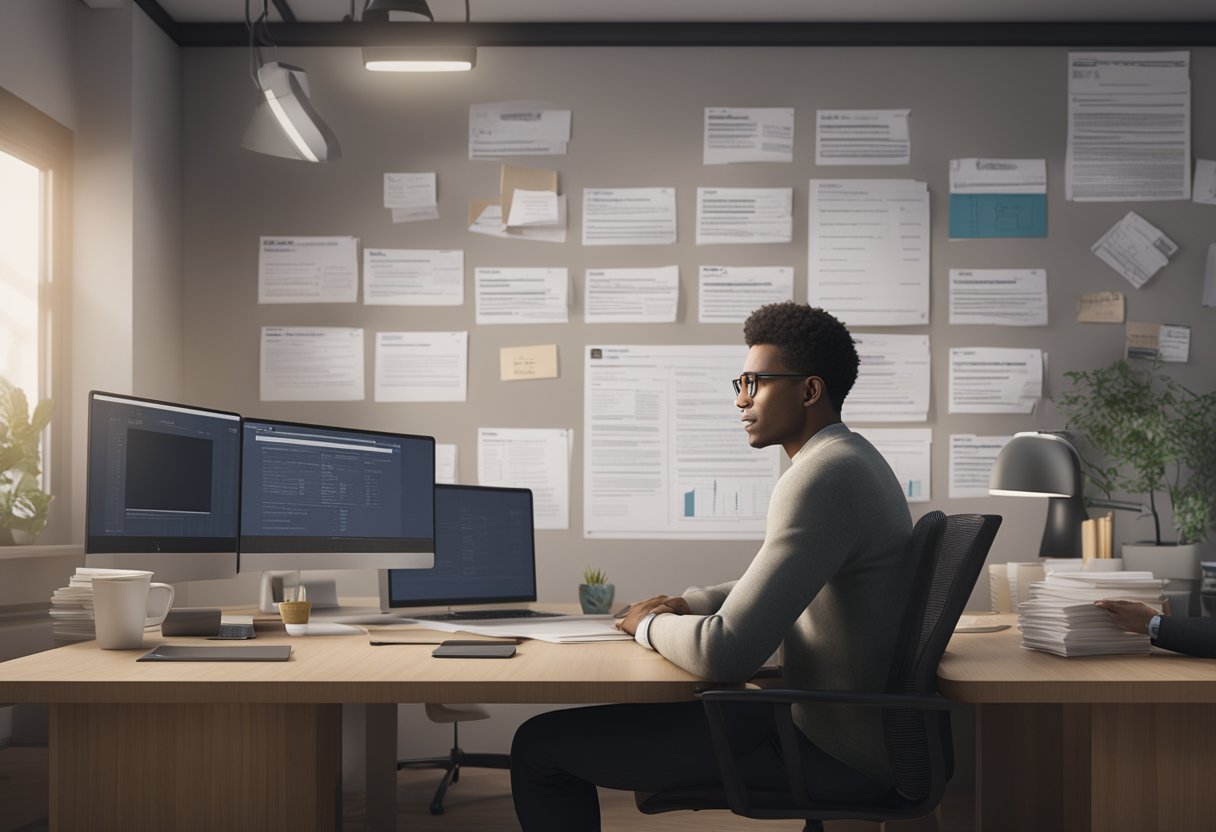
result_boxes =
[680,478,770,519]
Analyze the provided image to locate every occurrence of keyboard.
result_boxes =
[413,609,564,622]
[211,622,257,640]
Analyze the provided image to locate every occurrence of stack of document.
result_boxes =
[400,617,631,644]
[48,567,145,643]
[1017,571,1165,657]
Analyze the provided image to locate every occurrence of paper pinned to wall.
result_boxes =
[475,268,569,324]
[816,109,910,165]
[852,427,932,503]
[949,348,1043,414]
[703,107,794,164]
[469,100,570,159]
[1066,51,1191,202]
[808,179,930,326]
[840,333,931,423]
[435,443,458,485]
[1192,160,1216,205]
[384,172,438,223]
[374,331,468,402]
[949,434,1013,499]
[584,266,679,324]
[1125,322,1190,363]
[947,158,1047,239]
[260,326,364,401]
[1091,211,1178,289]
[478,427,572,530]
[949,269,1047,326]
[584,345,779,540]
[363,249,463,306]
[1077,291,1126,323]
[500,344,559,381]
[258,236,358,304]
[696,187,792,245]
[698,266,793,323]
[582,187,677,246]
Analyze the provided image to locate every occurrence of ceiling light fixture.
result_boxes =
[361,0,476,73]
[241,0,341,162]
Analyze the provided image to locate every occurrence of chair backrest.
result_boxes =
[881,512,1002,805]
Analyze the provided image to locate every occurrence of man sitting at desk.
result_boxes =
[1095,599,1216,658]
[511,302,916,831]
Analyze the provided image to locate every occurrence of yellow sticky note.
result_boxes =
[500,344,558,381]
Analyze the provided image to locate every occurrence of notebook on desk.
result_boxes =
[380,484,563,622]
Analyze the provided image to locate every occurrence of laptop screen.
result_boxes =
[385,484,536,608]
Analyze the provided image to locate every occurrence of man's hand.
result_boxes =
[1094,599,1157,635]
[616,594,690,635]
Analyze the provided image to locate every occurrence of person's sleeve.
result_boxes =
[1153,616,1216,659]
[680,581,737,615]
[647,465,857,683]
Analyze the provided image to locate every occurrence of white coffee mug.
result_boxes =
[92,573,175,650]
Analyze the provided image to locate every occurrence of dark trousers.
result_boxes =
[510,700,887,832]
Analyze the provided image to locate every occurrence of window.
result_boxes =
[0,85,72,543]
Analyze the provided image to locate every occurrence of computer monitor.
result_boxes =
[381,484,536,611]
[239,418,435,572]
[85,391,241,582]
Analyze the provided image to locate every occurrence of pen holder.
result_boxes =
[278,600,311,625]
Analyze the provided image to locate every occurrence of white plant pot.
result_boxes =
[1121,542,1204,581]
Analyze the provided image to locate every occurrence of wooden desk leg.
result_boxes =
[50,703,339,832]
[364,703,398,832]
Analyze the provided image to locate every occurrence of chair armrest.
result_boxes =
[699,687,959,712]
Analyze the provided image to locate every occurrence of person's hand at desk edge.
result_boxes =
[1095,599,1216,659]
[615,595,691,639]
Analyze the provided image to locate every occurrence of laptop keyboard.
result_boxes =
[211,622,257,639]
[414,609,563,621]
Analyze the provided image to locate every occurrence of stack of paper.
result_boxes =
[399,617,631,644]
[48,567,148,642]
[1017,572,1165,657]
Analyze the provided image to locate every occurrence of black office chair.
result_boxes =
[636,511,1002,832]
[397,703,511,815]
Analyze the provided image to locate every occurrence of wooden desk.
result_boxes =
[937,614,1216,832]
[0,627,703,832]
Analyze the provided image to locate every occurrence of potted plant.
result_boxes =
[0,378,54,545]
[578,567,615,615]
[1058,360,1216,604]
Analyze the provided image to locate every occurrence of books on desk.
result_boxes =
[1017,571,1165,657]
[48,568,151,643]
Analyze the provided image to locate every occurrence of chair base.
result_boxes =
[398,748,511,815]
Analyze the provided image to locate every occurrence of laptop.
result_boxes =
[380,484,562,621]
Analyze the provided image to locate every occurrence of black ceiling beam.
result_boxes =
[269,0,298,25]
[137,17,1216,49]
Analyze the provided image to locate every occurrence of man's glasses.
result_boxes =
[732,372,807,398]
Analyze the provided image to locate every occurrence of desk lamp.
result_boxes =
[989,431,1088,558]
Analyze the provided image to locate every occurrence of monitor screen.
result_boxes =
[85,391,241,582]
[239,418,435,571]
[385,484,535,609]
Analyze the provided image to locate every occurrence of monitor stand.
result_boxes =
[257,571,405,626]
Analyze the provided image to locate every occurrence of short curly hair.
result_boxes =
[742,302,859,411]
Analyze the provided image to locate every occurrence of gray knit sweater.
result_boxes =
[649,422,914,785]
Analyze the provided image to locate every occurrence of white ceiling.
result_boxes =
[153,0,1216,25]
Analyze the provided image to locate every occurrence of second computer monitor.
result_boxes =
[239,419,436,571]
[383,484,536,610]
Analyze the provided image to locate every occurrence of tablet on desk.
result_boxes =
[137,645,292,662]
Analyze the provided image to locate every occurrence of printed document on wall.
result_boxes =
[258,236,358,304]
[852,427,932,503]
[698,266,793,323]
[584,345,780,540]
[949,348,1043,414]
[1091,212,1177,288]
[435,443,457,485]
[840,334,930,423]
[475,268,569,324]
[363,249,464,306]
[948,159,1047,239]
[584,267,679,324]
[950,434,1012,499]
[260,327,364,401]
[1194,160,1216,205]
[1066,52,1190,201]
[949,269,1047,326]
[696,188,792,245]
[374,331,467,402]
[469,101,571,159]
[478,428,572,530]
[383,172,438,223]
[583,188,677,246]
[703,107,794,164]
[808,180,930,326]
[816,109,910,165]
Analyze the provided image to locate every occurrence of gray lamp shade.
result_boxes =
[989,431,1088,558]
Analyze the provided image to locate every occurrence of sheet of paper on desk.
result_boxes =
[402,618,631,643]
